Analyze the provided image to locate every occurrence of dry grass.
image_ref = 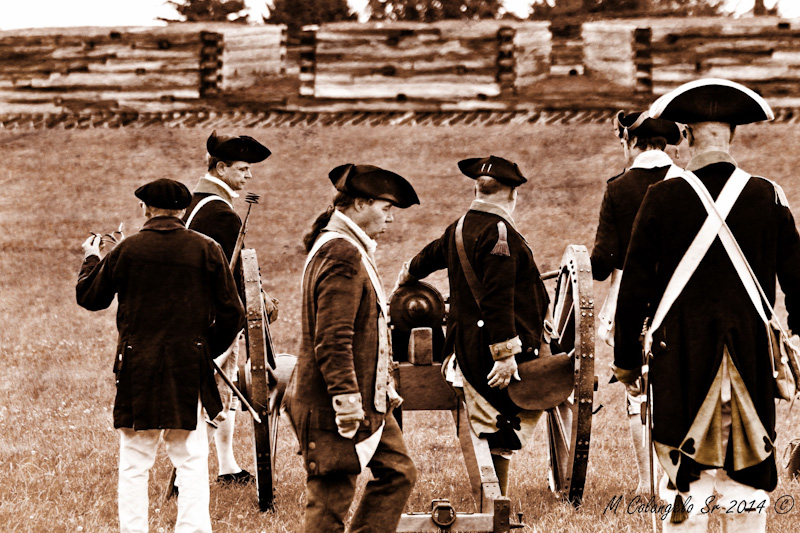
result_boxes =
[2,123,800,532]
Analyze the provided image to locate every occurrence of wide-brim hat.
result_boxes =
[135,178,192,210]
[207,130,271,163]
[614,111,683,145]
[508,350,574,411]
[328,164,420,208]
[649,78,774,125]
[457,155,527,187]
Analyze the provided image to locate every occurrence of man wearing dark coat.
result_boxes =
[592,111,683,493]
[285,164,419,532]
[614,79,800,533]
[77,179,245,533]
[183,130,273,485]
[396,156,550,495]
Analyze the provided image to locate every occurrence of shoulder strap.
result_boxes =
[185,195,228,228]
[645,169,750,351]
[455,215,484,307]
[681,170,774,326]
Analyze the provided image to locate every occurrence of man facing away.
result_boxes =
[591,111,683,493]
[285,164,420,532]
[77,179,245,533]
[184,130,272,485]
[614,78,800,532]
[396,156,551,495]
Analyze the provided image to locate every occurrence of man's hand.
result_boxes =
[391,261,414,295]
[82,234,102,259]
[387,382,403,410]
[332,393,365,439]
[487,357,520,389]
[263,291,279,324]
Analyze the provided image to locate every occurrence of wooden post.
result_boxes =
[497,26,516,96]
[199,31,223,97]
[298,28,316,97]
[633,27,653,95]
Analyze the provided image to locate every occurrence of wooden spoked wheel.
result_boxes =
[545,244,595,507]
[241,248,277,512]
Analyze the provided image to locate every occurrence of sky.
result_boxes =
[1,0,798,30]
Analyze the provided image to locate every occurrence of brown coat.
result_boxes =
[76,216,245,430]
[286,220,389,476]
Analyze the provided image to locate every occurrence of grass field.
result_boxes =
[3,122,800,532]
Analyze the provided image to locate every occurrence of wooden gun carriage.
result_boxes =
[235,244,597,529]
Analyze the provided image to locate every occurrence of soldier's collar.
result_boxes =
[193,173,239,202]
[469,200,517,230]
[630,149,673,170]
[142,216,186,232]
[326,209,378,256]
[686,151,738,172]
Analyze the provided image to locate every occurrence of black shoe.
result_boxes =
[217,469,255,485]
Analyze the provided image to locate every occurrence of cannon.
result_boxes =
[391,245,596,532]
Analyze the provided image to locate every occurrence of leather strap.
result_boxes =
[645,169,750,353]
[455,215,484,307]
[185,195,227,228]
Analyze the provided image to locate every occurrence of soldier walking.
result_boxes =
[591,111,683,493]
[614,78,800,532]
[77,179,245,533]
[184,130,273,485]
[285,164,419,532]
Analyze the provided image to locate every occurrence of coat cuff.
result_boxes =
[332,392,363,419]
[489,336,522,361]
[611,363,641,385]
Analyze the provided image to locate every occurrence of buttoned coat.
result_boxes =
[184,177,241,261]
[408,202,549,449]
[286,224,389,476]
[591,166,672,281]
[76,217,245,430]
[615,153,800,491]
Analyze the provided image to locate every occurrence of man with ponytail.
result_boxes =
[395,156,551,496]
[285,164,419,532]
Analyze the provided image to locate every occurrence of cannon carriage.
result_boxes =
[234,244,597,528]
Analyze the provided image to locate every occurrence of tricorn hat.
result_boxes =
[457,156,527,187]
[614,111,682,146]
[206,130,271,163]
[649,78,774,126]
[135,178,192,210]
[328,164,420,208]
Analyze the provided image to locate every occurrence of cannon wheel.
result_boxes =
[545,244,595,507]
[241,248,277,512]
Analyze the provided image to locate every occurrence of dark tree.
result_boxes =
[265,0,355,30]
[529,0,724,18]
[368,0,503,22]
[160,0,249,23]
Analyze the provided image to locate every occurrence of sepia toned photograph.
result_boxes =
[3,1,800,532]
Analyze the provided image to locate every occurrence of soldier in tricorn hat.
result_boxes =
[77,179,244,533]
[183,130,274,486]
[396,156,552,495]
[285,164,419,532]
[591,111,684,493]
[614,79,800,532]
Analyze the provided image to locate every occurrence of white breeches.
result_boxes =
[118,399,211,533]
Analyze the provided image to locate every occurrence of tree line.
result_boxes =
[161,0,776,29]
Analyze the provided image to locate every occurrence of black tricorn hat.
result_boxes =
[328,164,420,208]
[206,130,271,163]
[649,78,774,126]
[614,111,682,146]
[135,178,192,210]
[457,156,527,187]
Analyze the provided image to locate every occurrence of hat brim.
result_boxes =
[349,169,420,208]
[649,78,774,125]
